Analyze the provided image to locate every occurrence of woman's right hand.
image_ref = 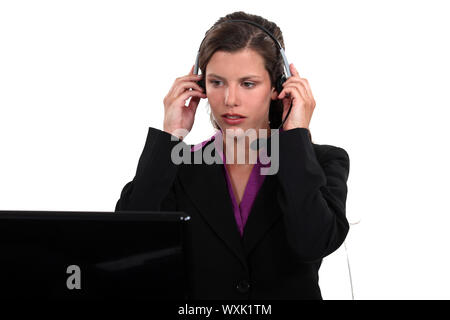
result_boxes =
[163,65,207,138]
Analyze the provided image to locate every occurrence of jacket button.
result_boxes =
[236,280,250,293]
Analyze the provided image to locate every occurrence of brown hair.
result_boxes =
[197,11,285,130]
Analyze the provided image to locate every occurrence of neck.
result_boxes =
[221,125,271,166]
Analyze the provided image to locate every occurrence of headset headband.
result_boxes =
[193,19,291,78]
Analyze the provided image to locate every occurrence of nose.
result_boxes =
[224,84,239,107]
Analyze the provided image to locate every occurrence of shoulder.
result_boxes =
[313,143,350,178]
[279,127,349,165]
[313,143,349,162]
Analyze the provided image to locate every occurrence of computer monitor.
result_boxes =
[0,210,190,300]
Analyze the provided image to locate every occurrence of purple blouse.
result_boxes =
[191,130,279,237]
[221,150,269,237]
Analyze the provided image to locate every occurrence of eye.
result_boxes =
[209,80,256,88]
[210,80,222,87]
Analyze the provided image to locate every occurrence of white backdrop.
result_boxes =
[1,0,449,299]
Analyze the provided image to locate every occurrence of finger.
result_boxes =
[283,78,313,101]
[176,74,203,84]
[290,83,308,101]
[298,78,315,102]
[282,99,293,119]
[169,73,202,99]
[188,95,201,112]
[189,64,203,78]
[174,81,205,97]
[290,63,300,77]
[278,85,304,101]
[283,76,304,85]
[278,86,307,109]
[179,90,207,104]
[292,78,314,102]
[289,63,314,101]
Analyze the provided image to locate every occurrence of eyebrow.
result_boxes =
[207,73,262,80]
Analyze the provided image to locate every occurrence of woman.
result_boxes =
[115,11,350,300]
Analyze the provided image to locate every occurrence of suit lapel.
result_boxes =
[178,143,247,269]
[241,174,282,256]
[178,138,283,267]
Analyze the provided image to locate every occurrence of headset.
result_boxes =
[192,19,358,300]
[192,19,293,130]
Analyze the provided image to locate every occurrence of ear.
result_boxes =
[271,86,278,100]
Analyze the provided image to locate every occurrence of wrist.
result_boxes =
[283,118,309,131]
[283,124,309,131]
[163,126,188,141]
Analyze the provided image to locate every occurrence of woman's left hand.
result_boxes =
[278,63,316,131]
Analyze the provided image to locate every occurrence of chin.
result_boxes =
[220,125,244,136]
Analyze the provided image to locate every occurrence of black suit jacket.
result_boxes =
[115,127,350,300]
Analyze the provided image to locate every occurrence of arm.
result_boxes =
[115,127,186,212]
[276,128,350,262]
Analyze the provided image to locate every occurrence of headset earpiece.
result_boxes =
[276,74,287,96]
[197,78,206,94]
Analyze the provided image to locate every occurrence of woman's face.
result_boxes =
[206,48,278,136]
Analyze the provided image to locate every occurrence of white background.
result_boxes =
[1,0,449,299]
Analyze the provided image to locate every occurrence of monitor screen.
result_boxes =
[0,210,190,300]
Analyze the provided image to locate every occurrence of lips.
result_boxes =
[222,113,246,119]
[222,113,246,125]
